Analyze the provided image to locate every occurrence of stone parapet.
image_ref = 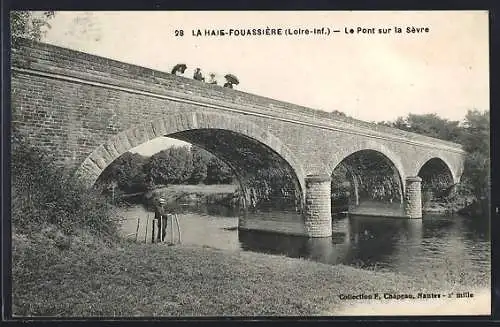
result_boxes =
[11,38,465,154]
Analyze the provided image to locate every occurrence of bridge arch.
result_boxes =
[415,155,459,185]
[327,140,407,212]
[326,139,407,186]
[75,111,306,197]
[417,157,456,203]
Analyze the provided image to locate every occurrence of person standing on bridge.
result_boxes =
[193,68,205,82]
[223,74,239,89]
[207,73,217,85]
[171,64,187,76]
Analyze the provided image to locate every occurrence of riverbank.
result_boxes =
[123,184,490,218]
[348,200,487,218]
[153,184,238,196]
[122,184,238,210]
[12,228,489,317]
[423,200,469,215]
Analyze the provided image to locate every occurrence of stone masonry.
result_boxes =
[10,39,467,237]
[305,175,332,237]
[404,176,423,218]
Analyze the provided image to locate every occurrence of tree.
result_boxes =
[144,146,193,185]
[379,109,490,211]
[189,145,212,184]
[205,157,234,184]
[97,152,148,193]
[460,109,489,154]
[392,116,410,130]
[382,114,461,142]
[463,151,489,200]
[459,110,490,202]
[10,11,55,46]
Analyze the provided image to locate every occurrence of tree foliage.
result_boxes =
[189,146,211,184]
[381,109,490,206]
[460,110,490,202]
[98,145,235,193]
[143,146,194,185]
[379,113,462,142]
[12,136,118,237]
[460,110,489,154]
[205,157,234,185]
[10,11,55,46]
[98,152,148,193]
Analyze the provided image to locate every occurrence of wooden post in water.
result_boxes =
[170,214,174,244]
[152,217,156,244]
[144,215,149,243]
[175,214,181,244]
[160,215,163,243]
[135,217,140,242]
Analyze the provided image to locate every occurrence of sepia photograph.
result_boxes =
[9,10,490,317]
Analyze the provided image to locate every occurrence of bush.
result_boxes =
[11,136,120,238]
[97,152,148,194]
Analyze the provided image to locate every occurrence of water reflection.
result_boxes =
[238,213,490,279]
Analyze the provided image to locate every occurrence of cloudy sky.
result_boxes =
[40,11,489,155]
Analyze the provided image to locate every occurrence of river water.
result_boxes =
[118,204,490,284]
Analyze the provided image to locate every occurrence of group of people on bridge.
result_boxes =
[171,64,239,89]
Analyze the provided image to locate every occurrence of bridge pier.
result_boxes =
[304,174,332,237]
[404,176,423,218]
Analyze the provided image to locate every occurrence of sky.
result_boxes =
[40,11,489,155]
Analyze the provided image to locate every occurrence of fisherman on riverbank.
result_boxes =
[154,198,167,243]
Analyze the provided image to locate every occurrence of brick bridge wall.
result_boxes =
[11,39,466,236]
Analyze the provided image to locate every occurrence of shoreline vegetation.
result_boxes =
[118,183,484,218]
[142,184,239,210]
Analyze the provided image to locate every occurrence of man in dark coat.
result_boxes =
[193,68,205,81]
[154,198,168,242]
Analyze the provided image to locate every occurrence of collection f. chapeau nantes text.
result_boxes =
[175,26,430,37]
[339,291,475,301]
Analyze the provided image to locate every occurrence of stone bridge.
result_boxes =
[11,39,466,237]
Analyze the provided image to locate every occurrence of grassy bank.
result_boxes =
[158,184,238,194]
[12,227,488,317]
[151,184,238,202]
